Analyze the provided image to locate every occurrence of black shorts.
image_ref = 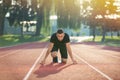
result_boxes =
[51,45,68,59]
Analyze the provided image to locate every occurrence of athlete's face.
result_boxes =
[56,33,65,41]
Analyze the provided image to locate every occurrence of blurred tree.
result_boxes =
[90,0,107,42]
[8,0,30,36]
[31,0,52,36]
[42,0,52,35]
[88,0,119,42]
[0,0,11,36]
[105,0,118,38]
[55,0,66,28]
[0,0,36,36]
[1,0,119,38]
[55,0,80,30]
[31,0,44,36]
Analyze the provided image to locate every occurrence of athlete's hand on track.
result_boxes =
[40,60,45,65]
[72,59,77,64]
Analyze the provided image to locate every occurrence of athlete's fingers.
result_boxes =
[40,60,45,65]
[72,60,77,64]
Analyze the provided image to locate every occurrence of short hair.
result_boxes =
[57,29,64,34]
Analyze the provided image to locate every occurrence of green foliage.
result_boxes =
[0,35,49,47]
[85,36,120,47]
[1,0,120,37]
[56,0,81,29]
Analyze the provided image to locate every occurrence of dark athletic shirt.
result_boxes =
[50,33,70,47]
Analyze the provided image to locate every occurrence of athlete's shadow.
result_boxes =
[34,63,73,78]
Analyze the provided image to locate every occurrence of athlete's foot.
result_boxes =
[53,57,58,63]
[58,60,62,63]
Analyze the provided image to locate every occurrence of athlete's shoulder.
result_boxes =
[65,33,69,37]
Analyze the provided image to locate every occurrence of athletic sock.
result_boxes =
[53,56,58,63]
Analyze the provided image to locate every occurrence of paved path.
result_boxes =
[70,36,93,42]
[0,41,120,80]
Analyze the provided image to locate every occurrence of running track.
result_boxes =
[0,42,120,80]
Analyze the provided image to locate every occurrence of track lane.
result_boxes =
[71,44,120,80]
[27,45,112,80]
[0,42,48,80]
[0,42,120,80]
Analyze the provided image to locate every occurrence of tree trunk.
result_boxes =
[111,29,113,38]
[35,7,44,36]
[35,19,43,36]
[92,26,96,41]
[117,31,120,37]
[0,17,5,36]
[0,6,6,36]
[101,26,106,42]
[0,0,11,36]
[21,25,23,37]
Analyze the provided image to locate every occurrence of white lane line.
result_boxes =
[0,50,19,58]
[74,54,113,80]
[0,42,34,49]
[23,45,47,80]
[0,45,35,59]
[102,53,120,59]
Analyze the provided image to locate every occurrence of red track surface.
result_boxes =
[0,42,120,80]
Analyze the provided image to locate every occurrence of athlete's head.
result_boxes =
[56,29,65,41]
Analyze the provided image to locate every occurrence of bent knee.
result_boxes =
[51,51,57,57]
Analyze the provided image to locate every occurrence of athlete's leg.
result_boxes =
[51,46,58,63]
[59,46,68,63]
[51,51,57,57]
[51,51,58,62]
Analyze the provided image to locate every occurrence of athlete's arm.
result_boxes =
[66,42,77,64]
[41,42,54,65]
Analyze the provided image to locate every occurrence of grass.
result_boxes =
[0,35,49,47]
[84,36,120,47]
[0,35,120,47]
